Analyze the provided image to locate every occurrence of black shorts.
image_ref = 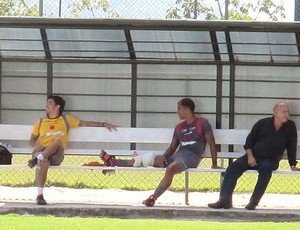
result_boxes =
[166,149,201,171]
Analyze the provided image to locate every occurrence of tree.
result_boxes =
[166,0,286,21]
[69,0,119,18]
[0,0,38,16]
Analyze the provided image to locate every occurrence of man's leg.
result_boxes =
[100,150,135,166]
[208,154,250,209]
[40,138,64,160]
[116,159,135,166]
[142,162,182,207]
[35,158,50,205]
[33,138,64,205]
[154,162,182,198]
[28,138,64,168]
[143,150,199,207]
[245,159,277,210]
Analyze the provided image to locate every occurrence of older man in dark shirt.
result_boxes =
[208,102,300,210]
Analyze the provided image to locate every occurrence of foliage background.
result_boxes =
[0,0,293,21]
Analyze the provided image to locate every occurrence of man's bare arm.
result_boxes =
[206,132,223,169]
[79,120,117,132]
[154,139,179,166]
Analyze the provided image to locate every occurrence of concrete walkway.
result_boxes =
[0,186,300,222]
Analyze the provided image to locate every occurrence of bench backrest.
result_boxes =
[0,124,299,159]
[0,125,248,144]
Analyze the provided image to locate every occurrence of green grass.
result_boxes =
[1,215,300,230]
[1,155,299,194]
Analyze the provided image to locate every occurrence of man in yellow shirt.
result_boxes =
[28,95,117,205]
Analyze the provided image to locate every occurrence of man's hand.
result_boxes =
[153,155,166,167]
[291,166,300,171]
[247,154,257,167]
[34,143,45,153]
[104,122,117,132]
[32,144,45,157]
[211,165,224,169]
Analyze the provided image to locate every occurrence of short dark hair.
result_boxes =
[179,98,195,112]
[48,95,65,116]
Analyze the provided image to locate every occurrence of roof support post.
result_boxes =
[210,31,222,129]
[130,63,137,150]
[0,61,2,122]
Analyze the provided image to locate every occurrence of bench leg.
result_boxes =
[220,171,225,188]
[34,168,39,186]
[184,171,189,205]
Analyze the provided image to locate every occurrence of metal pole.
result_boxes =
[296,0,300,21]
[184,171,189,205]
[225,0,229,20]
[194,0,197,19]
[39,0,43,16]
[59,0,62,17]
[130,63,137,150]
[215,0,223,19]
[0,61,2,123]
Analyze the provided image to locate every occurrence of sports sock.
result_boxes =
[36,153,44,160]
[38,187,44,195]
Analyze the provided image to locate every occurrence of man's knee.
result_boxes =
[166,163,182,175]
[259,160,278,172]
[224,161,246,179]
[259,164,275,174]
[225,163,238,175]
[52,138,63,146]
[39,159,50,168]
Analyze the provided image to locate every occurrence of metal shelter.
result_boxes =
[0,17,300,132]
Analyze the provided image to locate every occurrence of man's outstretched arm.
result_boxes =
[79,120,117,132]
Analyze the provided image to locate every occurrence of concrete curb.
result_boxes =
[1,202,300,222]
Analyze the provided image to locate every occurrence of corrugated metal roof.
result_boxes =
[0,17,299,65]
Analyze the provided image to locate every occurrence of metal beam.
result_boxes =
[210,30,222,128]
[1,57,299,67]
[0,61,2,122]
[47,62,53,97]
[124,29,136,60]
[1,17,300,32]
[40,28,52,59]
[130,63,137,150]
[225,30,235,129]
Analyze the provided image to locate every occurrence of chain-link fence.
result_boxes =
[5,0,203,18]
[1,153,299,194]
[3,0,291,21]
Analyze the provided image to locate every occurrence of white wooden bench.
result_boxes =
[0,124,299,205]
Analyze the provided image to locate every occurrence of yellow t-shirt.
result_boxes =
[32,115,80,148]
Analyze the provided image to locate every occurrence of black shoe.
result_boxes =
[28,157,38,168]
[208,200,232,209]
[245,202,257,210]
[36,194,47,205]
[142,195,156,207]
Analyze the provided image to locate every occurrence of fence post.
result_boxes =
[39,0,44,16]
[184,171,189,205]
[34,167,39,186]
